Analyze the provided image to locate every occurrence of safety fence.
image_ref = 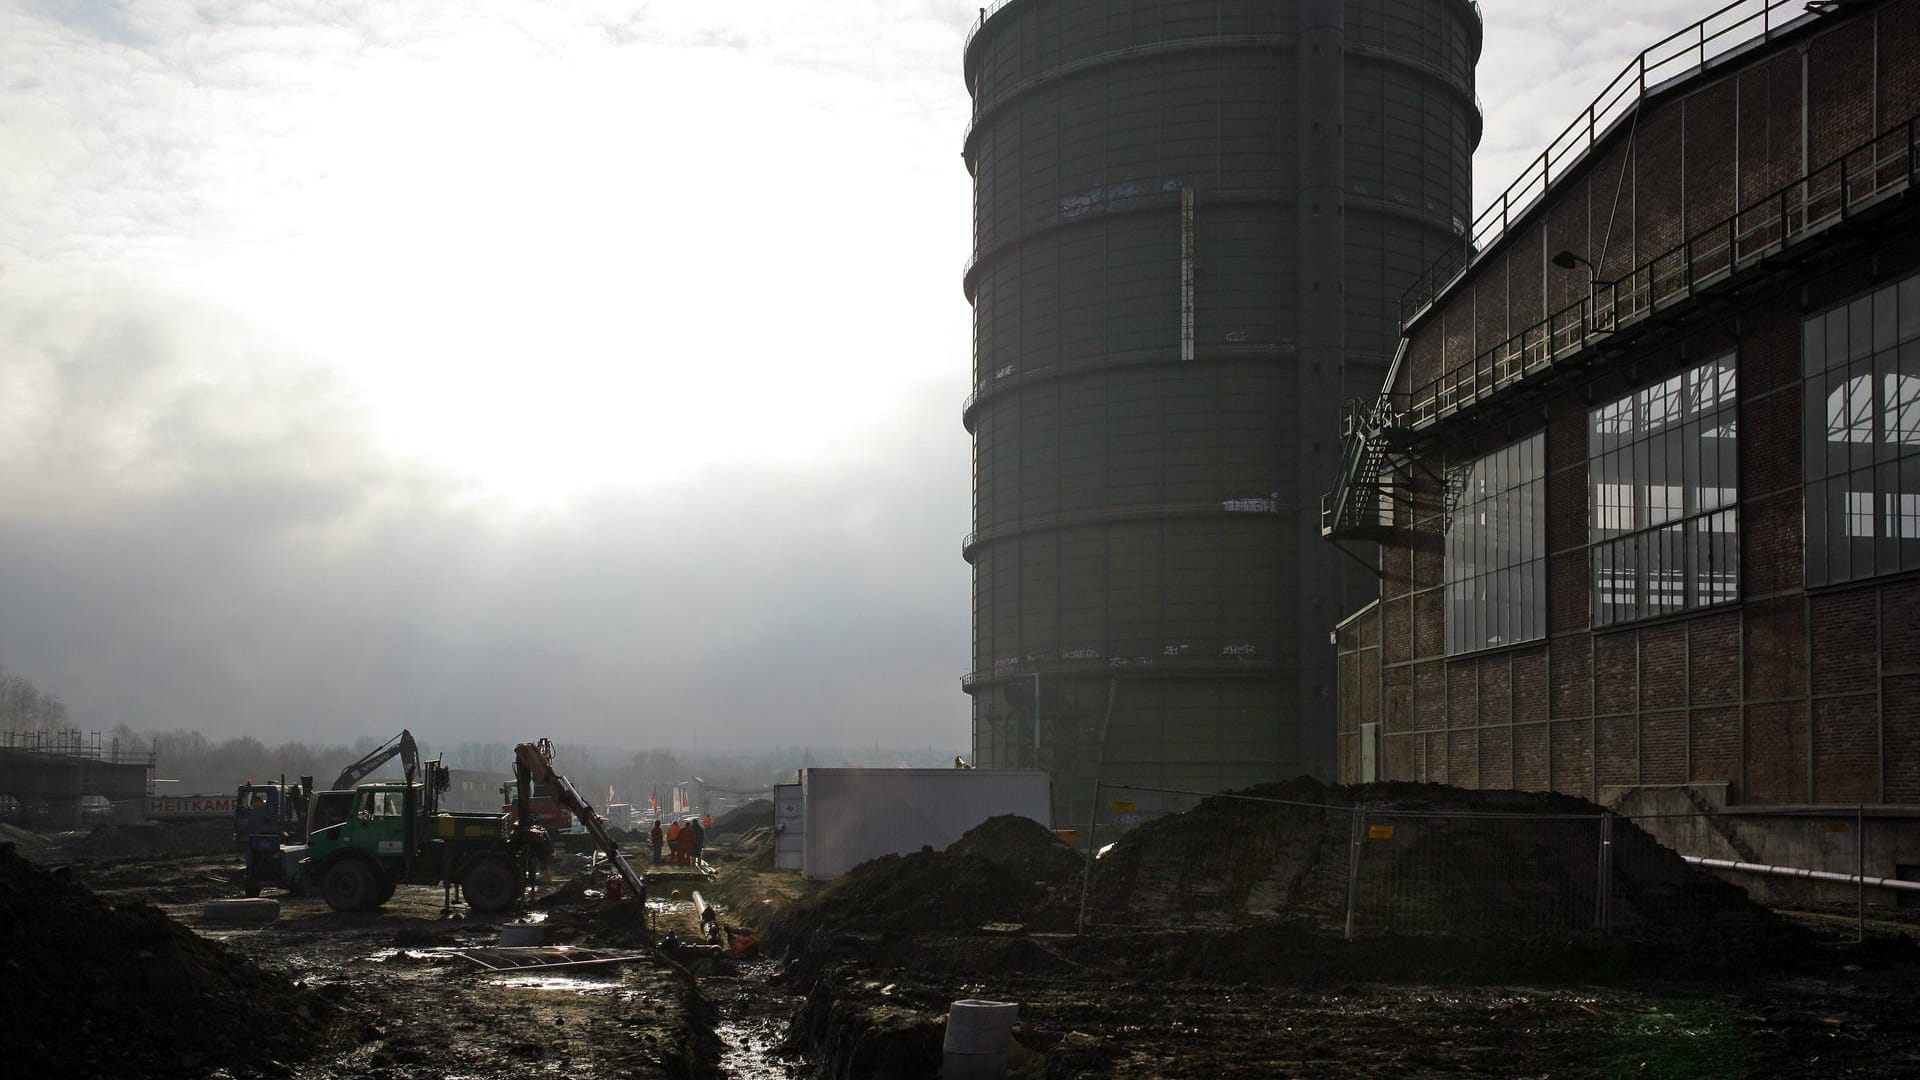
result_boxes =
[1075,783,1917,942]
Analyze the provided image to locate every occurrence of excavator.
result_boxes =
[303,750,545,913]
[237,730,427,896]
[326,730,420,793]
[241,732,645,917]
[513,739,647,905]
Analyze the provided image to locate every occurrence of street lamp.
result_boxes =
[1551,249,1620,286]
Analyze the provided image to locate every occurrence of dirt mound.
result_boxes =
[718,825,775,869]
[766,850,1043,952]
[1079,780,1793,948]
[946,814,1084,886]
[0,843,332,1078]
[69,819,234,859]
[713,799,773,835]
[0,822,52,860]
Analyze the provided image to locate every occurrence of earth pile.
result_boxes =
[0,842,332,1078]
[946,814,1084,888]
[70,819,235,859]
[712,799,773,836]
[1079,780,1792,946]
[767,850,1039,949]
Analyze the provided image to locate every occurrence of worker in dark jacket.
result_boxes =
[648,819,664,865]
[688,817,705,862]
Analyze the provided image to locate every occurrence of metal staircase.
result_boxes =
[1320,390,1404,542]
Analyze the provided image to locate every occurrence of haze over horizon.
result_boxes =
[1,0,1707,749]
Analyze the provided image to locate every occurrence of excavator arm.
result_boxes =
[513,739,647,902]
[329,730,418,792]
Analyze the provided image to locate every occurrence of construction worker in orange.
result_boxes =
[702,812,713,828]
[665,818,683,866]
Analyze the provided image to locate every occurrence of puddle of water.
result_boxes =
[488,971,625,992]
[358,947,460,964]
[717,1018,798,1079]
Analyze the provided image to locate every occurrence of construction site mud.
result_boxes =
[3,835,718,1079]
[9,781,1920,1078]
[726,784,1920,1078]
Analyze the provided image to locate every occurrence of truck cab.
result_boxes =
[305,781,537,913]
[235,780,310,897]
[306,785,412,862]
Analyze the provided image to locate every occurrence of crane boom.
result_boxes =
[513,740,646,903]
[329,730,419,792]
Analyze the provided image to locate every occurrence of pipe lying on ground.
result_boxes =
[1683,855,1920,893]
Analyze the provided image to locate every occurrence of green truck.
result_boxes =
[305,764,546,913]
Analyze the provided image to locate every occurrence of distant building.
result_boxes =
[1325,0,1920,879]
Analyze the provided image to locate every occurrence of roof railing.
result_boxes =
[1400,113,1918,430]
[964,0,1022,57]
[1400,0,1815,326]
[965,0,1484,70]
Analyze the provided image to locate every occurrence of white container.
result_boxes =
[944,999,1017,1080]
[799,768,1051,880]
[498,922,548,946]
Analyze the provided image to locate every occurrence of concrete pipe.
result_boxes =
[944,998,1017,1080]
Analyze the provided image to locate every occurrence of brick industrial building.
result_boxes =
[1324,0,1920,870]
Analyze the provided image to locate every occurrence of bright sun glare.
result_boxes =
[151,16,964,503]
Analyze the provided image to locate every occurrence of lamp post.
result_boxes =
[1550,249,1623,286]
[1550,248,1597,275]
[1551,249,1623,334]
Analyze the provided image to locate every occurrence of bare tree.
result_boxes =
[0,664,70,734]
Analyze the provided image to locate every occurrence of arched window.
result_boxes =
[1804,277,1920,584]
[1587,355,1739,626]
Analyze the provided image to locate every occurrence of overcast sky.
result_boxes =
[0,0,1709,750]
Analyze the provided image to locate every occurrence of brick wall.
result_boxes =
[1391,4,1901,407]
[1342,1,1920,807]
[1334,603,1380,780]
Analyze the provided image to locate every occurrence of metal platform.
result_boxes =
[453,947,648,972]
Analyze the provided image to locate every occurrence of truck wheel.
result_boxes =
[321,858,381,912]
[462,858,519,913]
[372,873,397,906]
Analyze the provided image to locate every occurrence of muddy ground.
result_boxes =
[16,837,720,1080]
[15,799,1920,1079]
[714,801,1920,1079]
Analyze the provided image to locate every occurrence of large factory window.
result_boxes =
[1588,356,1740,627]
[1443,433,1545,655]
[1804,274,1920,585]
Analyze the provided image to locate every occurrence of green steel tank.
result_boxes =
[960,0,1480,828]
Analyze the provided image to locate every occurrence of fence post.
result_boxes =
[1344,805,1365,941]
[1857,803,1866,945]
[1595,813,1614,934]
[1077,780,1102,936]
